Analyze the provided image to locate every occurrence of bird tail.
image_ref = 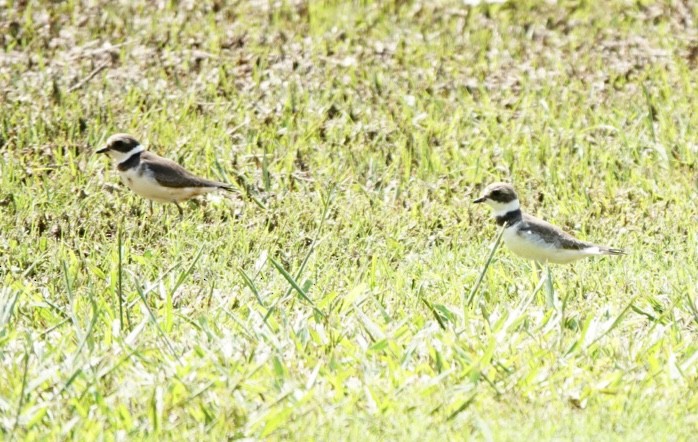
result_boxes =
[217,183,236,193]
[601,247,626,256]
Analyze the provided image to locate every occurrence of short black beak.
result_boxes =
[96,147,109,154]
[473,197,486,203]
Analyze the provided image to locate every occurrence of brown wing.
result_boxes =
[141,152,231,190]
[520,214,594,250]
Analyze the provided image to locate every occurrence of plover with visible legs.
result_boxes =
[97,133,234,217]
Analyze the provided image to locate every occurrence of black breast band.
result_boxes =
[117,152,142,171]
[495,209,522,227]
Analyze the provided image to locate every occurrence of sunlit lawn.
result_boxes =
[1,0,698,439]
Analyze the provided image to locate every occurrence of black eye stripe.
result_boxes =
[109,137,140,152]
[485,186,517,203]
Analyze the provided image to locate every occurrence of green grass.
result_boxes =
[2,0,698,439]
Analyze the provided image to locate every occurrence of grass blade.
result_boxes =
[134,279,181,362]
[465,223,507,310]
[12,344,30,433]
[117,225,127,331]
[269,257,324,318]
[239,267,266,307]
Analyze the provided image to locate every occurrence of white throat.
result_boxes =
[110,144,145,164]
[488,199,521,218]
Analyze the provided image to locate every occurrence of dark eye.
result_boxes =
[490,189,501,197]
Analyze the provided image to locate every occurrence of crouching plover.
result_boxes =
[474,183,625,264]
[97,133,234,216]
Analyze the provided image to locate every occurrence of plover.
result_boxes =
[474,182,625,264]
[97,133,234,216]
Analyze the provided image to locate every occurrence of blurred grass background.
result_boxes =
[1,0,697,439]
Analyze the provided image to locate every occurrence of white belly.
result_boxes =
[502,227,589,264]
[118,169,214,203]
